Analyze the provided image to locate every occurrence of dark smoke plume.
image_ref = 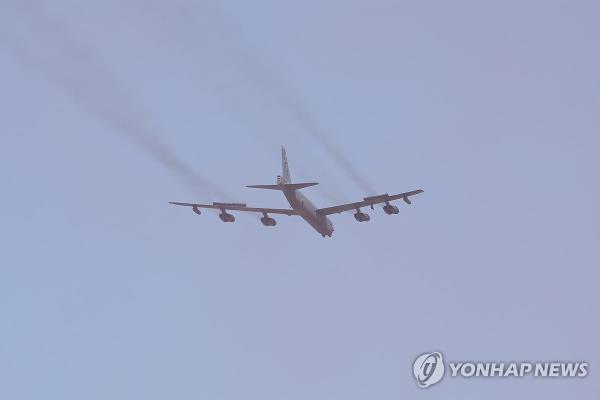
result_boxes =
[204,2,378,195]
[4,1,231,201]
[268,88,378,195]
[141,0,377,195]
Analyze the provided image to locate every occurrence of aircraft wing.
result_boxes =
[316,189,424,216]
[168,201,298,216]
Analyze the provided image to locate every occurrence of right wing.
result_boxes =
[168,201,298,216]
[317,189,424,216]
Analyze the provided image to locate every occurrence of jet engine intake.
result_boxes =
[383,204,399,215]
[219,212,235,223]
[354,211,370,222]
[260,216,277,226]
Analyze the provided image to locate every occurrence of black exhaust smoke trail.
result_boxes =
[269,88,378,195]
[5,2,231,201]
[197,2,378,195]
[144,1,376,196]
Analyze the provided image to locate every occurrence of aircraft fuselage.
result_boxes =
[283,189,334,237]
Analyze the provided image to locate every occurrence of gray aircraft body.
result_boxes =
[170,147,423,237]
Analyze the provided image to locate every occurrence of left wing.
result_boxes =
[317,189,424,216]
[169,201,298,216]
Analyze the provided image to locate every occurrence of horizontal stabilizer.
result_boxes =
[284,182,319,190]
[247,182,319,190]
[246,184,282,190]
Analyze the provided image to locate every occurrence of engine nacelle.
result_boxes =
[383,204,399,215]
[219,212,235,223]
[192,206,202,215]
[260,216,277,226]
[354,211,370,222]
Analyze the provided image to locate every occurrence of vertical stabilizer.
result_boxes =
[281,146,291,184]
[248,147,318,190]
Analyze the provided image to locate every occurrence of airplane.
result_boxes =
[169,147,423,237]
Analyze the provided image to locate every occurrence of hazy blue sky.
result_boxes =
[1,0,598,398]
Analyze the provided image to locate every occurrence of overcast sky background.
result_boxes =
[1,0,598,398]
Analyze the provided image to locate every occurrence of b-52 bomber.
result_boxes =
[169,147,423,237]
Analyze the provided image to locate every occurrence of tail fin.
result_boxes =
[247,146,318,191]
[281,146,291,184]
